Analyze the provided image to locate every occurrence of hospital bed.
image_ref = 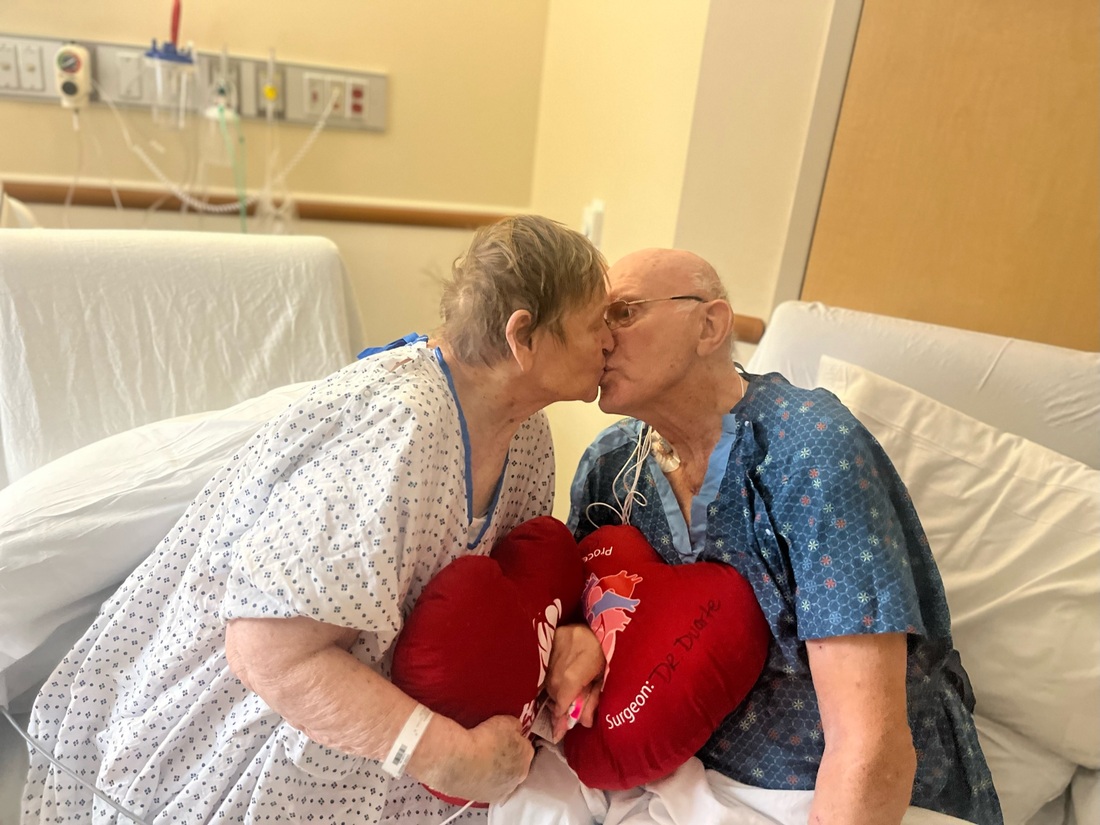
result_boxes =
[742,302,1100,825]
[492,302,1098,825]
[0,227,1096,825]
[0,228,364,821]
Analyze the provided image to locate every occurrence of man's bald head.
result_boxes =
[608,249,726,301]
[598,248,739,419]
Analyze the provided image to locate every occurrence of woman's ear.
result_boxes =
[696,300,734,357]
[505,309,536,371]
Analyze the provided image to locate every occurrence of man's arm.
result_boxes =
[806,632,916,825]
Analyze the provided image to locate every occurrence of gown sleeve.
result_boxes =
[750,386,930,641]
[221,366,463,641]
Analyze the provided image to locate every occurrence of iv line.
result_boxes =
[1,706,152,825]
[91,78,340,216]
[584,423,653,528]
[4,706,486,825]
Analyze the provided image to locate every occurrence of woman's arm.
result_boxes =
[226,615,534,801]
[806,632,916,825]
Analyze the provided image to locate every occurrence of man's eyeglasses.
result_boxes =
[603,295,706,331]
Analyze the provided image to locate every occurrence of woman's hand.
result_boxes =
[410,714,534,803]
[544,623,605,740]
[226,616,535,801]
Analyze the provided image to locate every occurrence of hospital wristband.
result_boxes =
[381,703,434,778]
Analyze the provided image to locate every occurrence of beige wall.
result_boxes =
[675,0,836,328]
[0,0,549,206]
[530,0,711,258]
[527,0,712,519]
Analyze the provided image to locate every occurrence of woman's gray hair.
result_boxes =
[439,215,607,365]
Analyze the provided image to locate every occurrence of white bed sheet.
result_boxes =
[0,382,313,710]
[493,744,969,825]
[0,229,364,490]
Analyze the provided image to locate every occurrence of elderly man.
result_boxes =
[560,249,1002,824]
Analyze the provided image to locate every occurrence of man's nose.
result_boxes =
[601,324,616,354]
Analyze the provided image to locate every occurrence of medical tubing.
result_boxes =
[63,111,84,221]
[63,113,124,221]
[88,131,125,212]
[438,800,475,824]
[1,707,153,825]
[93,78,244,214]
[584,424,651,528]
[6,701,487,825]
[91,79,339,215]
[216,103,248,232]
[266,84,340,191]
[233,118,249,227]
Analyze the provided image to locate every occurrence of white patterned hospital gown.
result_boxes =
[21,342,554,824]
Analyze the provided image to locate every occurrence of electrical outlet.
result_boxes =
[304,72,325,117]
[18,43,44,91]
[117,52,143,100]
[285,66,383,128]
[347,79,368,120]
[0,42,18,90]
[327,78,346,117]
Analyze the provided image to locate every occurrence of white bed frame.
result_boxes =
[0,229,364,822]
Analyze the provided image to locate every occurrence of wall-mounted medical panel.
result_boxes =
[282,64,386,131]
[0,33,388,132]
[0,35,65,99]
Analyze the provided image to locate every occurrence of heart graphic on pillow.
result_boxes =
[390,516,584,806]
[563,524,770,790]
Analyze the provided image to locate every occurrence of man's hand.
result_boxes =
[545,623,605,740]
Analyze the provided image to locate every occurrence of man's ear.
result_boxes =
[697,300,734,356]
[505,309,537,371]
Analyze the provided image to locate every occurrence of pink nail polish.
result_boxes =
[567,698,583,729]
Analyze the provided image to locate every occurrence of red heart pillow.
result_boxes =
[390,516,584,806]
[563,524,770,790]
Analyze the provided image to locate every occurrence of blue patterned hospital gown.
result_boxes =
[569,372,1003,825]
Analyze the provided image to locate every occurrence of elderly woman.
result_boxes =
[21,215,613,824]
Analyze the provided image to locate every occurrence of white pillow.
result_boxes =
[0,382,311,698]
[1070,767,1099,825]
[816,356,1100,769]
[973,714,1076,825]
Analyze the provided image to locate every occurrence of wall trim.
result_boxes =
[1,180,512,229]
[2,177,767,342]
